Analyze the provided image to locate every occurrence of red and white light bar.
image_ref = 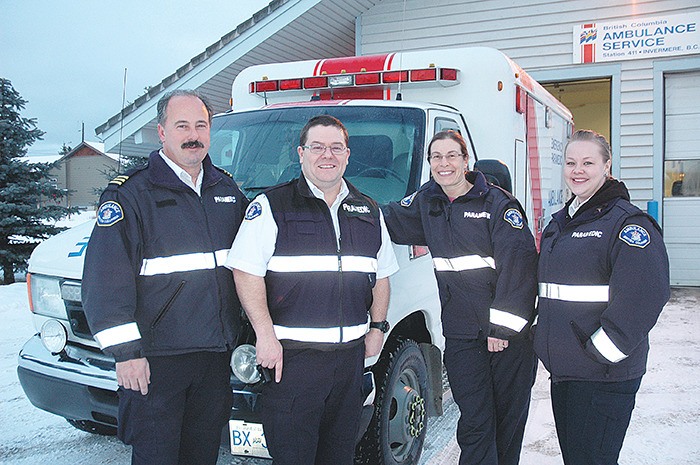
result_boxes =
[249,67,459,93]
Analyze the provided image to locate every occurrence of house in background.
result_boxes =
[47,141,120,208]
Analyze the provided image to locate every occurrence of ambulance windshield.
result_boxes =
[210,106,425,203]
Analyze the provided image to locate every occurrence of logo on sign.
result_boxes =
[580,28,598,44]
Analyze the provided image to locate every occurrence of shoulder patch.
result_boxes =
[96,201,124,227]
[619,224,650,248]
[400,192,417,207]
[503,208,524,229]
[245,201,263,220]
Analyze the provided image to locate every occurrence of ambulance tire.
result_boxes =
[355,338,428,465]
[66,419,117,436]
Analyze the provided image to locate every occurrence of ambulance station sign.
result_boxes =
[573,13,700,63]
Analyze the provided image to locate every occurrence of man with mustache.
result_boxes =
[83,90,248,465]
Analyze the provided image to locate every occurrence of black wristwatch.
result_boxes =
[369,320,390,333]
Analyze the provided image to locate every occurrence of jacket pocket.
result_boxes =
[150,280,186,329]
[267,277,302,312]
[284,212,322,235]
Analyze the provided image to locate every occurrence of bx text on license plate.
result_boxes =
[229,420,271,458]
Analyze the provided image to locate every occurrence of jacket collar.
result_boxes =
[425,170,490,202]
[295,174,365,204]
[554,178,631,226]
[147,150,222,191]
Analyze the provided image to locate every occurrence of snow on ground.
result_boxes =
[417,287,700,465]
[53,210,97,228]
[1,273,698,463]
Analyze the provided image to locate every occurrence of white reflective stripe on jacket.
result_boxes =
[490,308,528,333]
[139,249,230,276]
[591,327,628,363]
[433,255,495,272]
[273,320,369,344]
[94,322,141,349]
[267,255,378,273]
[538,282,609,303]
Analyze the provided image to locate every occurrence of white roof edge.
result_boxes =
[97,0,322,151]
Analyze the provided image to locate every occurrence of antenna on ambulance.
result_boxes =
[396,0,408,101]
[118,67,127,172]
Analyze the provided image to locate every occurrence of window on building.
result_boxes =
[664,160,700,197]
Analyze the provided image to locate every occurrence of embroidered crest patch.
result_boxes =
[503,208,524,229]
[96,201,124,227]
[245,201,262,220]
[400,192,417,207]
[619,224,650,248]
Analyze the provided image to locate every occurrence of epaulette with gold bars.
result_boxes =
[108,174,130,186]
[215,166,234,178]
[107,164,147,187]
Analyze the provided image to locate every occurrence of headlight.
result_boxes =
[230,344,261,384]
[28,274,67,318]
[41,319,68,354]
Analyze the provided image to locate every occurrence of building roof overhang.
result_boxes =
[96,0,379,157]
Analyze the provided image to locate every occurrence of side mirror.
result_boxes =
[474,159,512,194]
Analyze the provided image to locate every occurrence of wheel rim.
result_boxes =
[387,367,426,462]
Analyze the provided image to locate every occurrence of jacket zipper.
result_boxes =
[197,186,227,343]
[151,280,186,329]
[338,236,344,343]
[318,196,344,344]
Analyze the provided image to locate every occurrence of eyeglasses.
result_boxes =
[429,152,463,163]
[301,143,348,156]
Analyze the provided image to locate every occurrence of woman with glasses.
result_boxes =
[382,130,538,465]
[534,130,670,465]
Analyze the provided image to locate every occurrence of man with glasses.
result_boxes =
[226,115,398,465]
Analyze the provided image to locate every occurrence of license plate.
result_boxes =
[229,420,271,458]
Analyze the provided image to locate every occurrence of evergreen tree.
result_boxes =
[59,142,72,156]
[93,153,146,200]
[0,78,76,284]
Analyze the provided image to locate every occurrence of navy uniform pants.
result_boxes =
[117,351,233,465]
[551,377,642,465]
[260,344,364,465]
[443,337,537,465]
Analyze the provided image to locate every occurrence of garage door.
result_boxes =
[663,70,700,287]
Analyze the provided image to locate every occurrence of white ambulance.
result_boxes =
[18,47,573,465]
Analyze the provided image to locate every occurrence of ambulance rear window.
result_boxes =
[210,106,425,204]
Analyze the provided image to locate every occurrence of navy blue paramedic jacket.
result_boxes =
[82,151,248,362]
[382,171,538,340]
[262,176,382,350]
[534,179,670,382]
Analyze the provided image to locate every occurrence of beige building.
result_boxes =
[49,141,120,208]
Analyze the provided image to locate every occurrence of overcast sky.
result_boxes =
[1,0,270,156]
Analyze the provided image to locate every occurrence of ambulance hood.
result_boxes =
[28,220,95,280]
